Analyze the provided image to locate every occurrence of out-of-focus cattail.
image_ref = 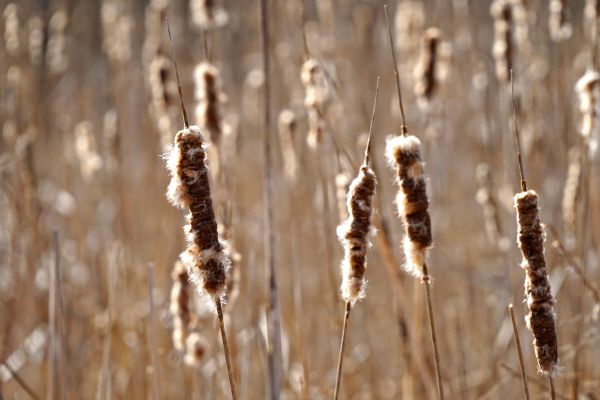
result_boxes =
[166,125,230,300]
[475,163,507,250]
[3,4,20,58]
[386,135,432,280]
[149,54,178,150]
[194,62,227,146]
[46,9,68,75]
[101,1,133,65]
[278,109,298,180]
[75,121,103,181]
[549,0,572,42]
[170,260,194,352]
[394,1,424,72]
[301,58,330,149]
[103,109,120,174]
[576,69,600,156]
[413,28,450,109]
[514,190,558,374]
[142,0,168,64]
[335,172,352,223]
[562,147,581,242]
[337,164,376,304]
[190,0,228,31]
[491,0,513,83]
[27,15,44,65]
[183,332,209,366]
[584,0,600,39]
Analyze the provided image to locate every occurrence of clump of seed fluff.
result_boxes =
[337,163,376,304]
[301,58,330,149]
[514,190,558,375]
[386,135,432,280]
[166,125,230,300]
[194,61,228,146]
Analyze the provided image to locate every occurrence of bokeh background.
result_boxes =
[1,0,599,398]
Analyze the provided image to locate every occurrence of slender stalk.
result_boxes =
[549,376,557,400]
[216,298,238,400]
[53,231,67,400]
[146,264,159,400]
[510,70,527,191]
[384,4,408,135]
[1,361,42,400]
[333,302,351,400]
[423,267,445,400]
[259,0,283,398]
[166,17,189,128]
[508,304,531,400]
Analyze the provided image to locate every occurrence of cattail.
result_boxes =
[414,28,450,108]
[491,0,513,83]
[183,332,209,366]
[562,147,581,242]
[549,0,572,42]
[166,125,230,300]
[301,58,330,148]
[277,109,298,180]
[74,121,103,181]
[394,1,425,72]
[170,260,194,352]
[194,62,227,146]
[27,15,44,65]
[514,190,558,374]
[576,69,600,156]
[190,0,228,31]
[584,0,600,39]
[337,164,377,304]
[46,9,68,75]
[385,135,432,280]
[3,4,20,58]
[101,2,133,65]
[475,163,507,249]
[142,0,168,64]
[335,172,352,223]
[149,54,178,150]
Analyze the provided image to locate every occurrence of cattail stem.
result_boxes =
[549,376,557,400]
[509,304,531,400]
[216,298,238,400]
[333,301,351,400]
[166,17,189,128]
[510,70,527,191]
[384,4,408,135]
[423,274,445,400]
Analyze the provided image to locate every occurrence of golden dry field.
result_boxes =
[1,0,599,399]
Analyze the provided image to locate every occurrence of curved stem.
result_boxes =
[216,298,238,400]
[333,302,351,400]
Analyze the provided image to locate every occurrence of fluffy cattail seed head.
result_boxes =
[170,261,194,352]
[386,135,432,280]
[337,165,377,304]
[514,190,558,375]
[549,0,572,42]
[190,0,228,31]
[194,62,227,146]
[576,69,600,157]
[166,125,230,300]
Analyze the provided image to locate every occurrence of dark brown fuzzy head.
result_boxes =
[514,190,558,375]
[338,165,377,303]
[194,62,227,146]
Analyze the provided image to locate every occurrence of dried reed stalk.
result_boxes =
[508,304,531,400]
[333,77,379,400]
[164,18,237,399]
[384,5,444,399]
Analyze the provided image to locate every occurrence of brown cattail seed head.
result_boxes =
[491,0,513,83]
[514,190,558,375]
[386,135,432,280]
[301,58,330,149]
[170,261,194,352]
[549,0,572,42]
[183,332,209,366]
[166,126,230,300]
[194,62,227,146]
[278,109,298,180]
[190,0,228,31]
[414,28,450,108]
[338,165,377,304]
[576,69,600,156]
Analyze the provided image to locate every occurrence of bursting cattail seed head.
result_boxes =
[166,125,230,300]
[386,135,432,280]
[337,165,377,304]
[514,190,558,375]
